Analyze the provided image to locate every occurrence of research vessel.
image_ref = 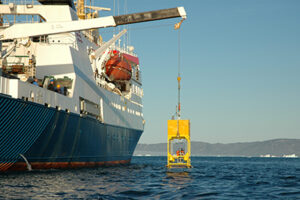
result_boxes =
[0,0,186,171]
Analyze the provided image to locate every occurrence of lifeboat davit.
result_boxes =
[105,53,132,81]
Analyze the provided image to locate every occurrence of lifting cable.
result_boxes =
[175,19,184,120]
[177,26,181,120]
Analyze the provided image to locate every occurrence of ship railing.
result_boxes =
[136,70,142,83]
[82,30,97,44]
[3,62,25,74]
[0,12,46,27]
[1,23,11,28]
[3,60,36,77]
[82,31,92,41]
[49,41,77,49]
[111,44,137,58]
[1,0,40,5]
[47,35,77,48]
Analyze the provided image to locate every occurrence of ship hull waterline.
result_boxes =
[0,94,142,172]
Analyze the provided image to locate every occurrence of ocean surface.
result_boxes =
[0,156,300,199]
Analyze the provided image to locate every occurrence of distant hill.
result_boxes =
[134,139,300,157]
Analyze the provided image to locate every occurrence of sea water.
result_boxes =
[0,157,299,199]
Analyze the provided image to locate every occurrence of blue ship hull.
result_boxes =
[0,94,142,171]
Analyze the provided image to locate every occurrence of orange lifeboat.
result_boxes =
[105,53,132,81]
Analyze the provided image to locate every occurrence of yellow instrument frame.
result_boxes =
[167,120,191,168]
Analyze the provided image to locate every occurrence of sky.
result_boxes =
[97,0,300,144]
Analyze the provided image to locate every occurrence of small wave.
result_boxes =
[87,193,117,200]
[278,191,300,196]
[195,192,220,197]
[255,181,270,185]
[119,190,152,197]
[220,175,238,181]
[280,175,297,180]
[55,192,67,196]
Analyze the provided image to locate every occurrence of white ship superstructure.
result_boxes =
[0,1,147,130]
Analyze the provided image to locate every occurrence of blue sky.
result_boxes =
[97,0,300,144]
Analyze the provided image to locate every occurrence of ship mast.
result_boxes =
[77,0,85,19]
